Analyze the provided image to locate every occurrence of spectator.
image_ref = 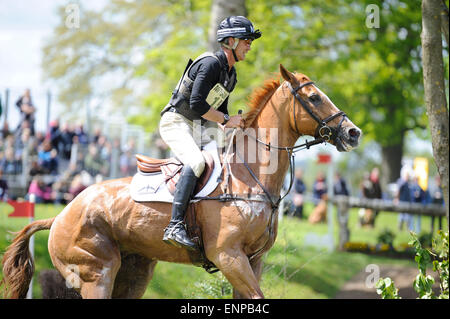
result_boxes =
[119,149,135,177]
[358,172,371,227]
[64,174,87,203]
[74,124,89,146]
[3,134,15,150]
[369,168,383,221]
[0,146,22,175]
[47,119,63,151]
[37,139,59,175]
[84,143,107,178]
[99,136,112,162]
[397,170,412,231]
[1,122,11,140]
[14,119,32,141]
[360,167,382,227]
[34,131,46,146]
[309,171,328,224]
[312,171,327,204]
[430,175,444,231]
[59,123,75,160]
[334,172,350,226]
[292,168,306,219]
[410,176,426,233]
[27,175,53,203]
[29,159,46,176]
[333,172,350,197]
[15,88,36,136]
[51,179,70,205]
[92,127,102,144]
[14,127,33,159]
[0,168,8,201]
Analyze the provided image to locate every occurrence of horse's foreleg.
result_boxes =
[232,256,264,299]
[211,250,264,299]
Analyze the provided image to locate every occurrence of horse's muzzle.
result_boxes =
[336,127,362,152]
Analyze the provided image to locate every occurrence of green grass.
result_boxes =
[1,201,444,299]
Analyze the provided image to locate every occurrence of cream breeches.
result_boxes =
[159,111,214,178]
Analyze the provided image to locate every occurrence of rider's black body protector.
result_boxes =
[161,50,237,122]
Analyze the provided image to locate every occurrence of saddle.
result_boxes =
[135,151,215,195]
[134,150,220,273]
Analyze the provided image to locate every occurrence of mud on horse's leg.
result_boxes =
[211,250,265,299]
[75,251,121,299]
[50,225,122,299]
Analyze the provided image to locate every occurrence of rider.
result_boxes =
[159,16,261,250]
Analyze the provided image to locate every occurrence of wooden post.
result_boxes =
[26,194,35,299]
[337,199,350,250]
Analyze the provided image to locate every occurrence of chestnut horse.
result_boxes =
[1,65,361,299]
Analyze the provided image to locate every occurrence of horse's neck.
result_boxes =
[244,91,298,196]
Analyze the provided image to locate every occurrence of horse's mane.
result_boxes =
[243,75,281,128]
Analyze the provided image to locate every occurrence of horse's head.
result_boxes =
[280,64,361,152]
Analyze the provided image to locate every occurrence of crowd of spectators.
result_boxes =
[0,90,140,203]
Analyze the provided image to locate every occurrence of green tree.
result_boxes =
[241,0,444,185]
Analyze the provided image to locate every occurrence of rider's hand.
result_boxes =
[225,115,243,128]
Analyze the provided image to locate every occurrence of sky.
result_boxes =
[0,0,106,132]
[0,0,58,132]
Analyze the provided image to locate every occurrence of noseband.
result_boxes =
[289,81,347,143]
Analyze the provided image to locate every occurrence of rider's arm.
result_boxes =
[201,108,241,128]
[189,58,220,117]
[190,59,241,127]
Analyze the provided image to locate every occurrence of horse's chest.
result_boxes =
[231,200,271,227]
[233,200,270,220]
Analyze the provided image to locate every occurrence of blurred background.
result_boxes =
[0,0,448,299]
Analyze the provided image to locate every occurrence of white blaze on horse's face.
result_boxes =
[313,86,362,152]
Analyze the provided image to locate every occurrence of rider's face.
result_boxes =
[232,38,252,61]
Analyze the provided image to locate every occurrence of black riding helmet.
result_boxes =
[217,16,261,62]
[217,16,262,42]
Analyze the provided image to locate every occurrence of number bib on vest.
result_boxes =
[206,83,230,109]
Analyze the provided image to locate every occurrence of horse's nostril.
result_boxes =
[348,128,360,139]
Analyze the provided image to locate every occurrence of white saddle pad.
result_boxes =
[129,140,222,203]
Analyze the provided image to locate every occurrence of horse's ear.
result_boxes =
[280,64,299,86]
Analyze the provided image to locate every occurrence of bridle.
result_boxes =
[289,81,347,144]
[243,80,347,155]
[236,80,347,204]
[197,79,349,208]
[194,79,349,262]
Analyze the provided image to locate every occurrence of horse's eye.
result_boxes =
[309,94,322,106]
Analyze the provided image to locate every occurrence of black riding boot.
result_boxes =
[163,165,198,251]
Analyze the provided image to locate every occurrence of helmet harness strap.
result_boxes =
[222,38,240,62]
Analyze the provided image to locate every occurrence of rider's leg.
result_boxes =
[163,165,199,250]
[159,111,208,250]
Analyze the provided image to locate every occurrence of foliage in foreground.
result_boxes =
[376,230,449,299]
